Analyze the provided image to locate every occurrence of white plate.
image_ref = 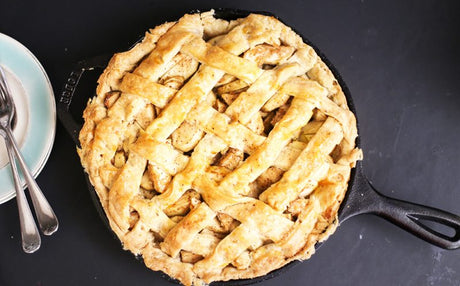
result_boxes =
[0,33,56,204]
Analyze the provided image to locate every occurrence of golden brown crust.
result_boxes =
[78,10,362,286]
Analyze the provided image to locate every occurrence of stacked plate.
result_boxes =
[0,33,55,204]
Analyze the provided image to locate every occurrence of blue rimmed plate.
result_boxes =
[0,33,56,204]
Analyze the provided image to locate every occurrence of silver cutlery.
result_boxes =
[0,65,58,252]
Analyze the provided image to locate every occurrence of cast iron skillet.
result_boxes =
[57,8,460,285]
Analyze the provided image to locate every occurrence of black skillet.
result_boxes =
[57,8,460,286]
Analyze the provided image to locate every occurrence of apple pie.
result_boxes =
[78,10,362,285]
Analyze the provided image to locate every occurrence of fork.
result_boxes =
[3,130,41,253]
[0,65,58,250]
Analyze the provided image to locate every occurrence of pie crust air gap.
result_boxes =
[76,10,361,285]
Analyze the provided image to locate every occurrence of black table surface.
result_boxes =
[1,1,459,285]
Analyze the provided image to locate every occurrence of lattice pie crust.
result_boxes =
[78,10,362,285]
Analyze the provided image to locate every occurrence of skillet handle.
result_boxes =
[57,55,111,145]
[340,166,460,250]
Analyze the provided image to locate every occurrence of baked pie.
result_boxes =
[78,10,362,285]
